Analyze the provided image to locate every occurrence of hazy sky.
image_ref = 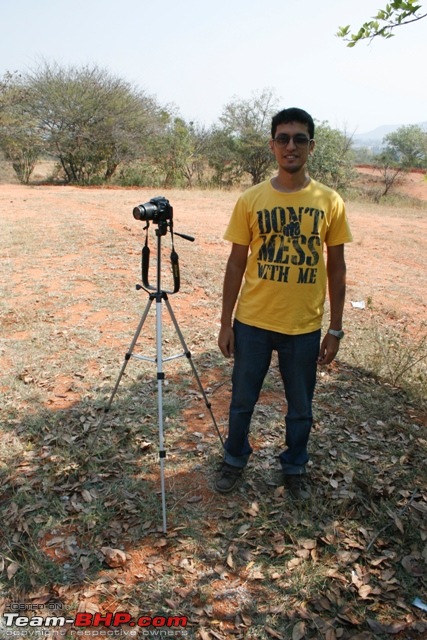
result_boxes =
[1,0,426,134]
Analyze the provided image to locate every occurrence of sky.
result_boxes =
[1,0,426,135]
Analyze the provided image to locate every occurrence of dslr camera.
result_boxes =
[133,196,173,224]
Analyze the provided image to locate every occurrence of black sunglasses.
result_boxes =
[273,134,312,147]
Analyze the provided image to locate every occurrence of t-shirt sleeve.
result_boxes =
[223,196,252,246]
[325,196,353,246]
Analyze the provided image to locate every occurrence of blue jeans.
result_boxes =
[224,320,320,475]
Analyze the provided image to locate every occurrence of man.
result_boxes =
[216,107,352,497]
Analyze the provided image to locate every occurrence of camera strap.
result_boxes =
[141,238,150,289]
[170,240,180,293]
[141,227,180,294]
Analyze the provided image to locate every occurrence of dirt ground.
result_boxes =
[0,171,426,638]
[1,169,426,411]
[1,168,426,325]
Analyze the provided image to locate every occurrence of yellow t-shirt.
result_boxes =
[224,178,353,335]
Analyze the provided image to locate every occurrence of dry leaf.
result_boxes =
[154,538,168,549]
[401,555,426,576]
[274,544,286,555]
[367,619,407,634]
[246,501,260,516]
[81,489,93,503]
[101,547,127,568]
[77,600,100,614]
[240,613,252,626]
[265,625,284,639]
[179,558,195,573]
[394,515,404,534]
[164,598,178,609]
[292,620,306,640]
[299,538,317,550]
[252,570,265,580]
[336,605,362,625]
[7,562,19,580]
[288,557,302,570]
[358,584,372,599]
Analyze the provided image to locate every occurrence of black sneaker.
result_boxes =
[283,474,310,500]
[215,463,243,494]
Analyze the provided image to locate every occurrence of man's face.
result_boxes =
[269,121,315,174]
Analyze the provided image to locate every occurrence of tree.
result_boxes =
[5,62,166,185]
[373,150,405,198]
[337,0,426,46]
[0,72,42,183]
[0,119,42,184]
[218,89,278,185]
[205,127,244,187]
[153,118,208,188]
[308,123,355,192]
[383,124,427,169]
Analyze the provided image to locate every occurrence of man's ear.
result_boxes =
[309,139,316,155]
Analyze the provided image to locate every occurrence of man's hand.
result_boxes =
[318,332,340,365]
[218,325,235,357]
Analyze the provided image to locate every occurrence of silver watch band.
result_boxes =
[328,328,344,339]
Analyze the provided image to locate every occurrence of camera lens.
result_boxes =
[133,203,158,221]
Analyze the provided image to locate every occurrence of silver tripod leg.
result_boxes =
[155,295,167,533]
[90,291,222,534]
[89,296,155,447]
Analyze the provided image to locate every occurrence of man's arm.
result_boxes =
[318,244,347,365]
[218,243,248,357]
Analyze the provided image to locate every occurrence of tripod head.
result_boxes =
[133,196,194,295]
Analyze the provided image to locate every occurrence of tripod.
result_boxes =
[92,215,222,533]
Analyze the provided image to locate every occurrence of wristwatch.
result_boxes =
[328,328,345,340]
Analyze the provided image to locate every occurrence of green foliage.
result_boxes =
[308,123,355,192]
[0,68,379,192]
[365,124,427,200]
[1,62,168,185]
[337,0,427,45]
[205,126,244,187]
[115,160,163,187]
[0,72,43,183]
[0,122,42,184]
[383,124,427,169]
[152,118,209,188]
[216,89,278,185]
[33,62,166,184]
[352,145,377,165]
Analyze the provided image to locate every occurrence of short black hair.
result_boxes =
[271,108,315,140]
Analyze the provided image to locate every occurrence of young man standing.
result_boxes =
[216,107,352,497]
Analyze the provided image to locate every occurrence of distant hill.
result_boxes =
[352,121,427,149]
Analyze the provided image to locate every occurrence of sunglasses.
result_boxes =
[273,134,312,147]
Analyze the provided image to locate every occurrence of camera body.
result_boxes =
[133,196,173,224]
